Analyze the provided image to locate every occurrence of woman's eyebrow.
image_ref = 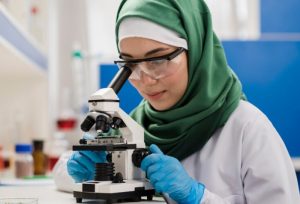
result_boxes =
[120,47,170,59]
[144,47,170,57]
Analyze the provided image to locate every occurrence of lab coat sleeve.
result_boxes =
[52,151,75,193]
[198,111,300,204]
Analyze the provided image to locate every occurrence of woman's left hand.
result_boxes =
[141,144,205,204]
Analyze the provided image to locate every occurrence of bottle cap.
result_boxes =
[33,140,44,151]
[72,50,82,58]
[15,144,32,153]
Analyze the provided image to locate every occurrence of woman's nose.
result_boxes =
[140,71,158,85]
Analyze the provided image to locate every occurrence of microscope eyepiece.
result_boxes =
[108,66,132,94]
[81,115,95,132]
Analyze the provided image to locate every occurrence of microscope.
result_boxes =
[72,66,155,203]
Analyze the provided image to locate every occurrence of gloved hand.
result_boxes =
[67,134,107,182]
[67,151,107,182]
[141,144,205,204]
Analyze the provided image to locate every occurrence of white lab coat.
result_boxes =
[53,100,300,203]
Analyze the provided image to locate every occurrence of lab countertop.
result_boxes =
[0,179,165,204]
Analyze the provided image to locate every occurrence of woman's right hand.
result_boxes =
[67,151,107,182]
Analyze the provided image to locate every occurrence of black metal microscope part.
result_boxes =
[132,148,151,168]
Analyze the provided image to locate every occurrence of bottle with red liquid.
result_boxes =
[56,118,77,130]
[57,87,77,131]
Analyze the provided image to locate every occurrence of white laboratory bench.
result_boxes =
[0,185,74,204]
[0,179,165,204]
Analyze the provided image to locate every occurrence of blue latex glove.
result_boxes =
[67,151,107,182]
[141,144,205,204]
[67,134,107,182]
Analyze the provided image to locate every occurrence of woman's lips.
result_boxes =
[145,91,166,100]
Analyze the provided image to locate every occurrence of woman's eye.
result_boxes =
[150,60,165,65]
[148,60,166,70]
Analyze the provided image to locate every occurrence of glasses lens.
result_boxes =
[141,59,168,78]
[116,62,135,70]
[116,48,184,80]
[146,53,183,79]
[116,62,140,80]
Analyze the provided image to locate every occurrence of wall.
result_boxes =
[0,79,48,146]
[205,0,260,39]
[261,0,300,34]
[48,0,90,146]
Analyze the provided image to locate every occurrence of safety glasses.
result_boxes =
[114,47,185,80]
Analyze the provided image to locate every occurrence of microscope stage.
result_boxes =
[73,143,136,151]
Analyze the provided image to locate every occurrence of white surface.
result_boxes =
[74,180,152,194]
[0,185,75,204]
[205,0,260,39]
[0,178,54,186]
[0,2,46,55]
[0,183,164,204]
[86,0,119,56]
[0,36,46,80]
[0,2,46,79]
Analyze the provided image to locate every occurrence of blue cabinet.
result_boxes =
[223,40,300,157]
[99,64,142,114]
[261,0,300,33]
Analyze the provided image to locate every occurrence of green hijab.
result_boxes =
[115,0,244,161]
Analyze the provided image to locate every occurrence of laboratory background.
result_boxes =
[0,0,299,202]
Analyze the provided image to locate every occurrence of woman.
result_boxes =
[55,0,300,203]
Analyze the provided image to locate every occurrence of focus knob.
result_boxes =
[132,148,150,168]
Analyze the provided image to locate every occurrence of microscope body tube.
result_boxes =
[108,66,132,94]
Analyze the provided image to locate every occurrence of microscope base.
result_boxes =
[73,180,155,203]
[74,188,155,203]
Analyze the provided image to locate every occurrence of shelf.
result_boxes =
[0,36,46,80]
[0,3,47,80]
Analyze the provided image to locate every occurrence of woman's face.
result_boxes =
[119,37,188,111]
